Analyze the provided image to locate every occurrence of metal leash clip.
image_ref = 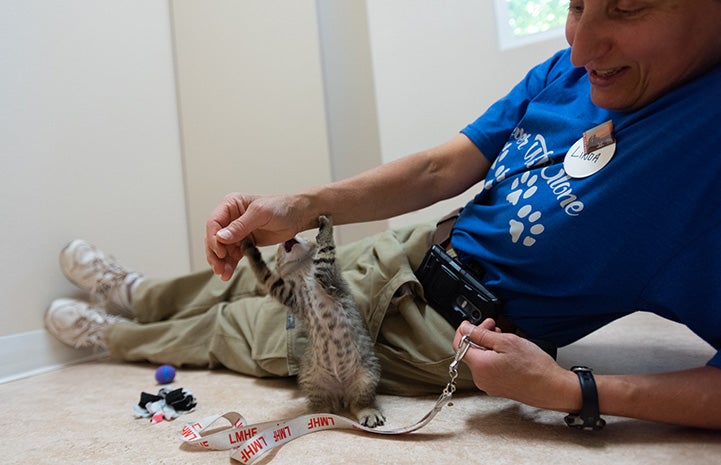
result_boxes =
[443,335,487,399]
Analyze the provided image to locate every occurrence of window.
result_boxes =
[495,0,568,50]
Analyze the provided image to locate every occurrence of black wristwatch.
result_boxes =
[564,366,606,430]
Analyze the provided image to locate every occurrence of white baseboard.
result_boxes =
[0,330,103,384]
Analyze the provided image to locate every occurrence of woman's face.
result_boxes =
[566,0,721,111]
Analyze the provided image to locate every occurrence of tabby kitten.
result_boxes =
[242,215,385,427]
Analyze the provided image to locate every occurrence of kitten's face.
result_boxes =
[275,235,317,275]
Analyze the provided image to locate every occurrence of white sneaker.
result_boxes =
[60,240,142,318]
[45,298,128,350]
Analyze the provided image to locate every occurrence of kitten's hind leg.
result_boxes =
[351,403,386,428]
[348,372,385,427]
[305,391,342,415]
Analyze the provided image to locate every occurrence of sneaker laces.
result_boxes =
[73,309,127,351]
[88,255,136,310]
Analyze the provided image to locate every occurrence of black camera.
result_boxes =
[416,245,501,328]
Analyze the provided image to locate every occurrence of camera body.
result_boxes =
[416,245,501,328]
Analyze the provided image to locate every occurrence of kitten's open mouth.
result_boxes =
[284,239,298,253]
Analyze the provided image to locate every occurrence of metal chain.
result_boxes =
[442,335,487,399]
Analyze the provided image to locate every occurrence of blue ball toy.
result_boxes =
[155,365,176,384]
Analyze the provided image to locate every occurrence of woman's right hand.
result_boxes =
[205,192,310,280]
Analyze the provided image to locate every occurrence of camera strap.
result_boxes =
[179,336,481,464]
[432,208,462,250]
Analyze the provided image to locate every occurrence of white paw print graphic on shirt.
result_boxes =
[506,171,538,205]
[506,172,545,247]
[509,206,545,246]
[484,143,511,191]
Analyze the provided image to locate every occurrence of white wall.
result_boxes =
[171,0,335,270]
[315,0,389,244]
[0,0,571,382]
[365,0,568,228]
[0,0,190,380]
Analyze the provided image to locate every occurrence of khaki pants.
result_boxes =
[105,223,475,396]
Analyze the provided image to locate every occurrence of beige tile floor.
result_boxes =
[3,312,720,465]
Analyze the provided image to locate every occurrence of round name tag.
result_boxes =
[563,137,616,178]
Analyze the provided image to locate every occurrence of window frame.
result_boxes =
[494,0,567,50]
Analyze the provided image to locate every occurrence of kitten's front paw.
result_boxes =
[240,239,258,256]
[318,214,332,229]
[356,407,386,428]
[316,215,333,243]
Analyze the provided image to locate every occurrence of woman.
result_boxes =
[48,1,721,429]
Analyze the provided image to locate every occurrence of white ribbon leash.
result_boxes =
[179,335,482,464]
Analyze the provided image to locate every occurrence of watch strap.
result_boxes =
[564,366,606,430]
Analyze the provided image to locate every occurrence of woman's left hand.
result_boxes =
[453,319,579,412]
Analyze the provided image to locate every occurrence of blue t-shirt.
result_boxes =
[453,48,721,367]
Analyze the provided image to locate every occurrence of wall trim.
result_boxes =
[0,330,102,384]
